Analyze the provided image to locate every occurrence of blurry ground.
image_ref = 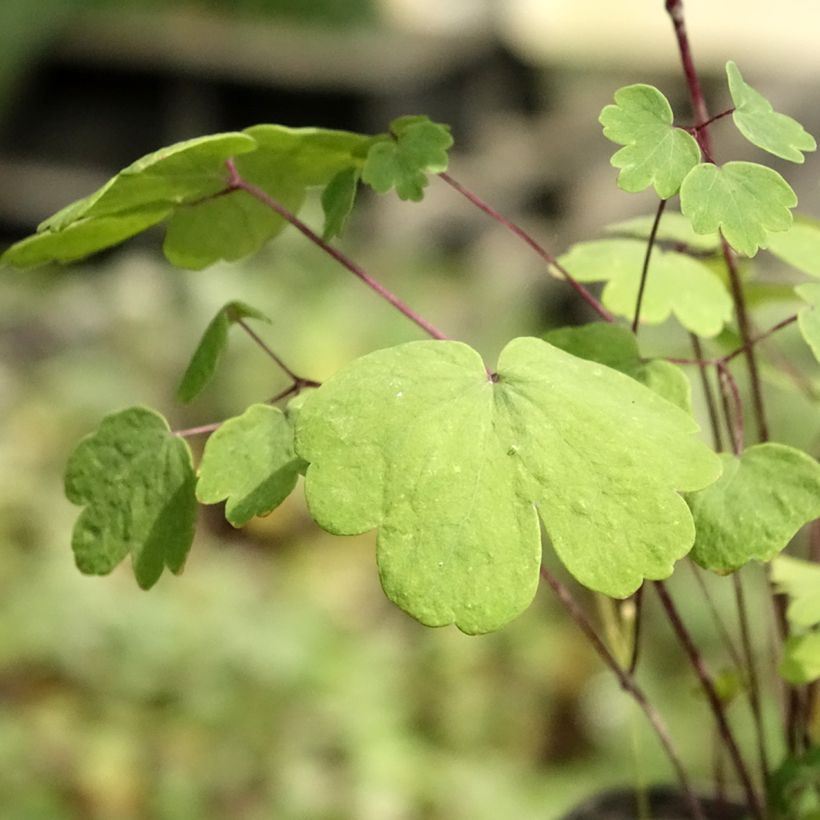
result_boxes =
[0,2,818,818]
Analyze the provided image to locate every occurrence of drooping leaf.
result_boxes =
[555,239,732,337]
[796,283,820,364]
[687,443,820,573]
[295,338,721,634]
[362,115,453,201]
[599,84,701,198]
[606,210,720,253]
[768,745,820,819]
[321,167,360,239]
[771,555,820,629]
[679,161,796,257]
[544,323,691,412]
[64,407,197,589]
[196,404,305,527]
[780,633,820,685]
[1,206,170,268]
[766,219,820,278]
[726,61,817,163]
[177,301,271,403]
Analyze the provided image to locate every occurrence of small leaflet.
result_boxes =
[796,283,820,363]
[177,301,271,403]
[680,161,796,257]
[64,407,197,589]
[196,404,305,527]
[599,84,701,198]
[727,61,817,163]
[321,167,360,240]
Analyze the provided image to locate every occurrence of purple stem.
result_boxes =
[632,198,667,334]
[225,160,448,341]
[235,317,302,382]
[438,172,615,323]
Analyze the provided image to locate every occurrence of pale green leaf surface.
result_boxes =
[362,115,453,201]
[45,133,258,226]
[606,211,720,252]
[772,555,820,628]
[64,407,197,589]
[295,338,720,634]
[556,239,732,337]
[321,167,360,239]
[599,84,701,198]
[544,323,691,412]
[796,283,820,363]
[727,61,816,163]
[679,161,796,257]
[688,444,820,573]
[781,633,820,685]
[1,207,169,268]
[766,219,820,278]
[196,404,304,527]
[177,301,270,403]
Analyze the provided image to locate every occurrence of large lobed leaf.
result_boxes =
[606,210,720,253]
[680,161,796,257]
[599,84,701,199]
[555,238,732,337]
[295,338,720,634]
[64,407,197,589]
[196,404,305,527]
[687,443,820,573]
[766,219,820,278]
[726,61,816,164]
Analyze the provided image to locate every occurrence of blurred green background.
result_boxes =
[1,2,819,818]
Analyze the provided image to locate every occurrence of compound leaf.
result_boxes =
[1,206,170,268]
[772,555,820,629]
[688,444,820,573]
[727,61,817,163]
[177,301,270,403]
[599,84,701,198]
[766,219,820,278]
[321,167,360,239]
[556,238,732,337]
[796,283,820,363]
[362,115,453,201]
[680,161,796,257]
[64,407,197,589]
[606,211,720,253]
[196,404,305,527]
[295,338,721,634]
[544,323,691,412]
[781,633,820,685]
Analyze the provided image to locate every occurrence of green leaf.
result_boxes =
[796,283,820,364]
[727,61,817,163]
[679,161,796,257]
[321,167,360,240]
[177,301,271,403]
[1,206,169,268]
[556,239,733,337]
[295,338,721,634]
[781,633,820,685]
[599,84,701,198]
[196,404,305,527]
[606,210,720,253]
[771,555,820,629]
[768,745,820,819]
[544,323,691,412]
[688,443,820,574]
[64,407,197,589]
[766,219,820,278]
[362,115,453,201]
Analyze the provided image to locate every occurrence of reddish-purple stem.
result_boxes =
[716,361,745,454]
[224,159,448,341]
[540,566,705,820]
[632,198,667,334]
[174,421,223,438]
[690,334,724,451]
[235,317,302,382]
[438,172,615,322]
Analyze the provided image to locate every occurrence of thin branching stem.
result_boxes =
[225,159,448,341]
[632,198,667,334]
[438,172,615,322]
[690,334,724,451]
[654,580,765,819]
[540,567,706,820]
[235,317,303,382]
